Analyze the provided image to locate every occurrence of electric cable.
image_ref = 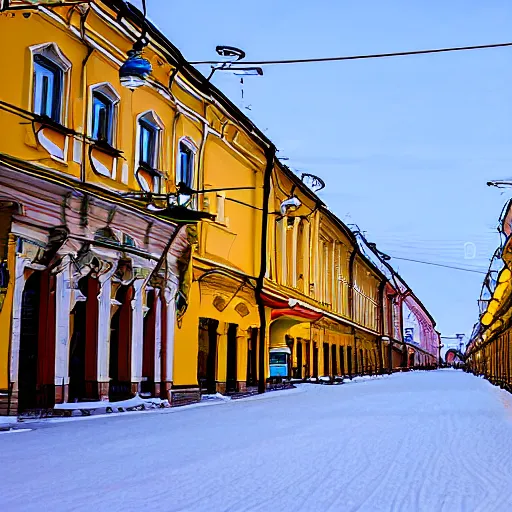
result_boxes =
[389,255,487,274]
[190,42,512,66]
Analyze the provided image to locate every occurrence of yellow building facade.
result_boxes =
[466,199,512,389]
[0,0,437,418]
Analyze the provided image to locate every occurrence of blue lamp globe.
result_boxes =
[119,49,152,89]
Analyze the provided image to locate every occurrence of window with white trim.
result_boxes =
[177,140,195,189]
[31,43,71,124]
[136,111,163,193]
[177,138,197,207]
[91,85,119,145]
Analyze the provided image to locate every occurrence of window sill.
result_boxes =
[33,115,74,136]
[91,139,123,158]
[138,162,163,176]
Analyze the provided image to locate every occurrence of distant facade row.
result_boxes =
[0,0,438,416]
[466,199,512,389]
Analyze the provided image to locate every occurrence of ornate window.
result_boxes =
[176,138,197,207]
[31,43,71,124]
[135,111,163,193]
[90,84,119,146]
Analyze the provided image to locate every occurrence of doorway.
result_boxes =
[69,275,100,402]
[198,318,219,394]
[296,340,303,379]
[142,289,157,395]
[323,342,330,376]
[305,341,311,378]
[313,343,318,378]
[18,272,41,412]
[18,269,56,412]
[109,284,133,400]
[226,323,238,393]
[347,346,352,377]
[339,346,345,376]
[331,345,338,376]
[246,327,258,386]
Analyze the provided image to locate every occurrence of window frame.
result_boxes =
[176,137,198,208]
[135,111,164,194]
[30,43,71,126]
[89,83,120,149]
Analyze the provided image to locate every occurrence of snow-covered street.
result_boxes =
[2,370,512,512]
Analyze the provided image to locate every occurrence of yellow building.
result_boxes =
[0,0,438,418]
[263,163,384,382]
[0,0,273,413]
[466,199,512,388]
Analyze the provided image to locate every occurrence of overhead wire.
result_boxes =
[389,255,488,274]
[190,42,512,66]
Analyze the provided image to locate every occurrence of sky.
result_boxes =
[135,0,512,339]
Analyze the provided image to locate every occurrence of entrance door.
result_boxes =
[339,346,345,376]
[197,318,219,394]
[359,349,364,374]
[18,272,41,412]
[109,285,133,400]
[305,341,311,378]
[18,269,56,412]
[347,346,352,377]
[247,327,258,386]
[331,345,337,376]
[313,343,318,378]
[69,275,99,402]
[323,343,330,376]
[296,341,303,379]
[226,323,237,392]
[142,289,157,395]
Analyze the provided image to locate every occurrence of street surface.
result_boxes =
[2,370,512,511]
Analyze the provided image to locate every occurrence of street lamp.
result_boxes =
[119,38,152,91]
[119,38,152,90]
[119,0,152,90]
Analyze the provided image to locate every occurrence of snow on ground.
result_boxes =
[2,370,512,512]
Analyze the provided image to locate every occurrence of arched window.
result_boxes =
[176,138,196,189]
[135,111,164,193]
[30,43,71,124]
[90,83,120,146]
[176,138,197,207]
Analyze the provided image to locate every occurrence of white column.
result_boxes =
[130,278,145,384]
[291,217,299,288]
[97,263,117,384]
[164,281,178,383]
[154,288,162,383]
[54,257,73,392]
[280,218,287,285]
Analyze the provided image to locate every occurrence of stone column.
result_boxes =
[236,330,249,392]
[216,322,228,394]
[54,257,73,404]
[291,217,299,288]
[96,262,117,401]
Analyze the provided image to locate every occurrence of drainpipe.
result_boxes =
[256,144,276,394]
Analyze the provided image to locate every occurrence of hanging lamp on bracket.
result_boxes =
[119,0,152,89]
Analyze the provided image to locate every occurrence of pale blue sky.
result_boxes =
[137,0,512,338]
